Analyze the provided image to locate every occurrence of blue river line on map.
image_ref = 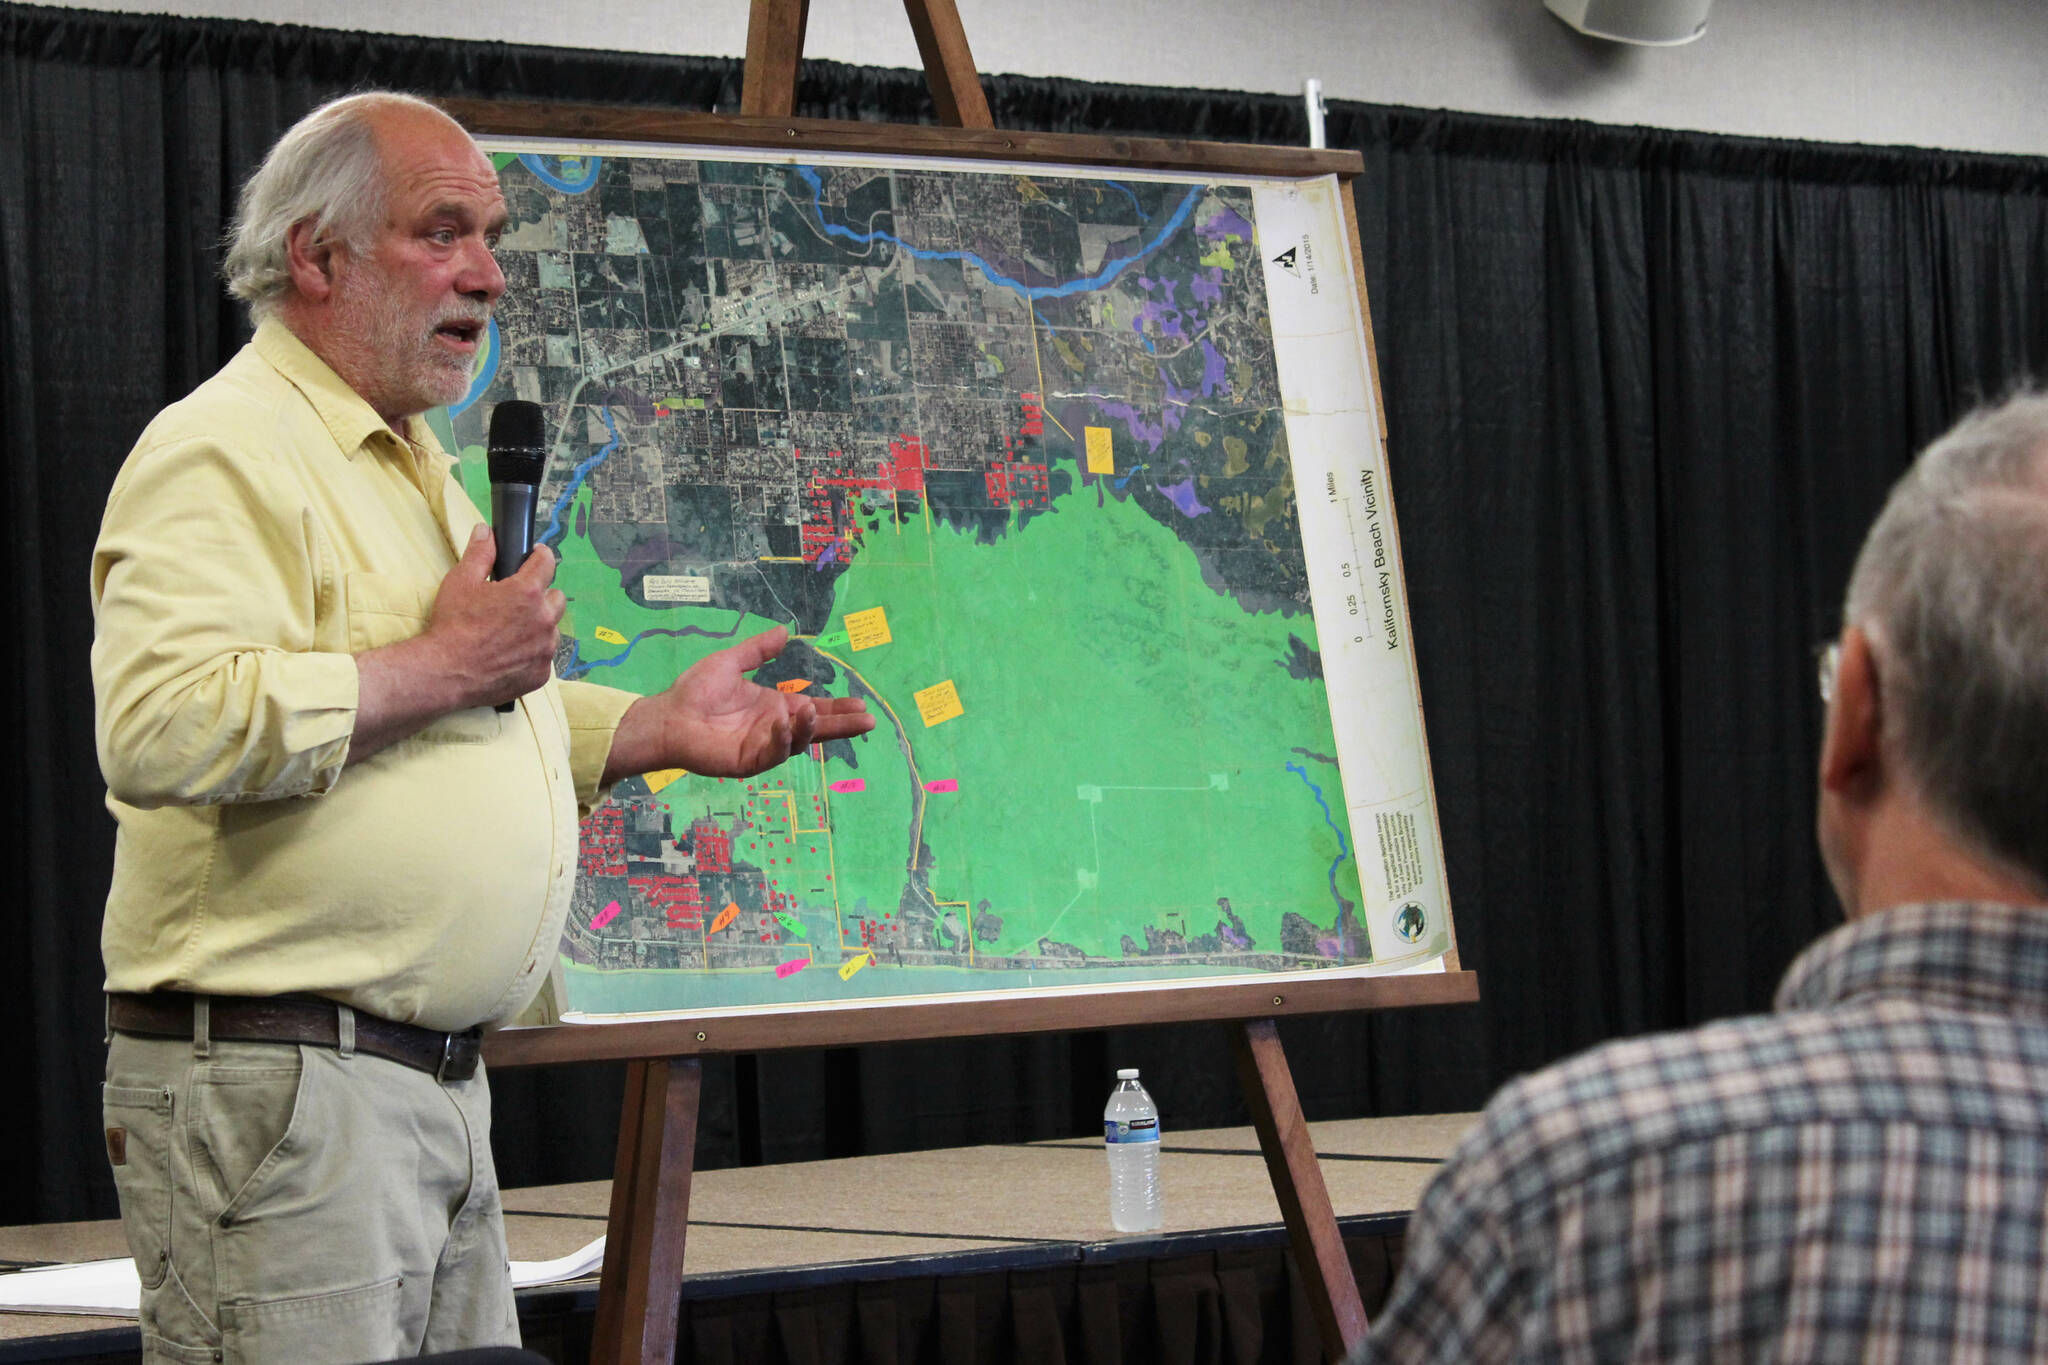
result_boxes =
[795,165,1202,304]
[541,405,621,547]
[1286,761,1354,915]
[560,616,749,681]
[518,153,603,193]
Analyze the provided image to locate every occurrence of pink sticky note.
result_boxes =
[923,779,959,793]
[591,900,622,931]
[775,958,810,979]
[829,779,867,793]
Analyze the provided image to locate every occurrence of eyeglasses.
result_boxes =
[1815,640,1841,706]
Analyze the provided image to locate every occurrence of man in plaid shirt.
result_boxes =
[1356,393,2048,1363]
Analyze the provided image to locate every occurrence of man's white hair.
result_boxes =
[1844,390,2048,886]
[221,91,453,321]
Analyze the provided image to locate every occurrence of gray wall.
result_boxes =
[43,0,2048,156]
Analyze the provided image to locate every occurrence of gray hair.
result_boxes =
[221,91,447,320]
[1844,390,2048,885]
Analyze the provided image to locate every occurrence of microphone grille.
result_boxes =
[487,400,547,484]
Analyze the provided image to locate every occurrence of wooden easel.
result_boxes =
[461,4,1479,1360]
[490,974,1477,1365]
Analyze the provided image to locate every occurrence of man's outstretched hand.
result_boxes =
[603,625,876,784]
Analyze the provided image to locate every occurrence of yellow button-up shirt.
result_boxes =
[92,321,638,1030]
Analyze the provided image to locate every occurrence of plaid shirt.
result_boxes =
[1356,901,2048,1363]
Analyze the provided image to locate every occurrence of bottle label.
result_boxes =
[1105,1117,1160,1144]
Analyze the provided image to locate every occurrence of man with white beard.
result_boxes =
[90,92,872,1364]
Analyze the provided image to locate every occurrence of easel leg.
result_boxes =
[741,0,811,117]
[591,1057,702,1365]
[1231,1018,1369,1362]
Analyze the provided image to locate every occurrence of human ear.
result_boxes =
[1819,626,1884,800]
[284,218,340,303]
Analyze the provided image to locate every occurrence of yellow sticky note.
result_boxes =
[594,626,628,645]
[777,679,814,694]
[914,679,964,728]
[838,952,872,981]
[1085,426,1115,475]
[845,606,893,652]
[644,768,686,794]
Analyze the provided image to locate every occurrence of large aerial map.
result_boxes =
[430,140,1451,1019]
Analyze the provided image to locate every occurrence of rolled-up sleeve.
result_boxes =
[91,435,357,807]
[558,677,640,817]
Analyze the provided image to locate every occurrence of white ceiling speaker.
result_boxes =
[1545,0,1712,45]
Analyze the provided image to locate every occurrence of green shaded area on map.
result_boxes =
[446,151,1372,1013]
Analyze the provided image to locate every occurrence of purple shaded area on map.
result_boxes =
[1159,478,1210,518]
[1095,400,1168,452]
[1097,242,1241,461]
[1218,921,1252,949]
[1131,277,1186,341]
[1199,206,1253,242]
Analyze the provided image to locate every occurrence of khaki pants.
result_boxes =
[103,1019,520,1365]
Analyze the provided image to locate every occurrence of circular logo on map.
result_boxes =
[1394,902,1427,944]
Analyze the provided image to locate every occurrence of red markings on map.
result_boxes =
[923,779,959,793]
[1019,392,1045,438]
[575,768,840,969]
[881,434,930,491]
[578,807,629,877]
[775,959,809,980]
[856,916,904,951]
[577,810,743,936]
[985,460,1050,508]
[685,818,732,873]
[635,872,704,931]
[797,434,932,564]
[830,779,866,793]
[986,427,1051,509]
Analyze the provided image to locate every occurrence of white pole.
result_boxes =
[1303,78,1328,150]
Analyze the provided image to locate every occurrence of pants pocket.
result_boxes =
[219,1276,407,1365]
[139,1327,225,1365]
[189,1044,307,1223]
[102,1082,176,1291]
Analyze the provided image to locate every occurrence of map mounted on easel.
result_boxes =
[427,137,1453,1020]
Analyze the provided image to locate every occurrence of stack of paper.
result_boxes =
[0,1237,608,1317]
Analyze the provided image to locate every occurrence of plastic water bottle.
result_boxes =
[1104,1068,1163,1232]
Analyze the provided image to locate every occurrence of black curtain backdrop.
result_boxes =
[6,4,2048,1224]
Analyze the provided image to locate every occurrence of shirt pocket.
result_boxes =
[343,571,503,745]
[102,1083,176,1290]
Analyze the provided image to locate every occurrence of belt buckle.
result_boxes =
[436,1032,460,1082]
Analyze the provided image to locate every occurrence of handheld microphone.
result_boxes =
[487,400,548,713]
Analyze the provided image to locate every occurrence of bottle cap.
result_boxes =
[1116,1068,1139,1079]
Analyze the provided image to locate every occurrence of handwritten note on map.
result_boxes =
[913,681,964,728]
[844,607,892,652]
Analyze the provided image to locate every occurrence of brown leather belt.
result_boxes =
[107,992,481,1082]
